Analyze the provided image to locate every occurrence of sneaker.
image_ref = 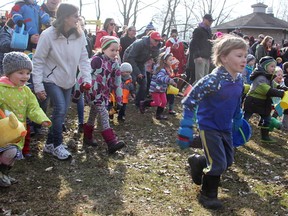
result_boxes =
[78,124,84,133]
[53,144,72,160]
[0,172,11,187]
[43,143,54,154]
[169,110,177,115]
[7,175,18,185]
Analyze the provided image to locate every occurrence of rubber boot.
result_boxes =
[0,164,17,187]
[261,127,276,143]
[199,175,223,210]
[156,107,168,120]
[101,128,125,154]
[139,99,152,114]
[187,154,206,185]
[83,123,97,146]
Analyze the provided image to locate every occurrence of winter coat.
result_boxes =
[149,68,174,93]
[123,36,161,82]
[0,26,13,75]
[244,65,284,115]
[87,54,122,106]
[0,76,51,149]
[11,1,50,35]
[32,26,91,93]
[121,75,134,104]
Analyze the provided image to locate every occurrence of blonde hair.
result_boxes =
[212,34,248,67]
[155,52,173,73]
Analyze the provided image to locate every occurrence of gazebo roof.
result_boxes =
[214,5,288,30]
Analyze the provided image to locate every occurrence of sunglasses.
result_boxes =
[109,23,116,26]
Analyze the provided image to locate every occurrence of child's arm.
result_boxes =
[38,5,50,25]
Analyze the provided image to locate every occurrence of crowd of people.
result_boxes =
[1,0,288,211]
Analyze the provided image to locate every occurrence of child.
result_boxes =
[243,56,285,143]
[166,56,179,115]
[11,0,50,51]
[242,54,256,84]
[139,51,177,120]
[118,62,135,122]
[177,35,247,209]
[276,57,283,68]
[0,52,51,187]
[83,36,125,153]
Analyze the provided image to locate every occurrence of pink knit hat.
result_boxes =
[100,36,119,49]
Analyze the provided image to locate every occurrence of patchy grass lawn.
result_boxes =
[0,97,287,216]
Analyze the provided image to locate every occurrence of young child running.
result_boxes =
[177,35,247,209]
[0,52,51,187]
[83,36,125,153]
[139,50,177,120]
[243,56,286,143]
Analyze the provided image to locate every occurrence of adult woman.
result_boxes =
[32,3,91,160]
[255,35,273,63]
[94,18,118,50]
[120,26,136,61]
[165,29,187,91]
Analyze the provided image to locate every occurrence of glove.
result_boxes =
[232,110,243,132]
[16,20,24,28]
[177,109,195,149]
[80,82,91,92]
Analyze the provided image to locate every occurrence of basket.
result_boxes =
[11,24,29,50]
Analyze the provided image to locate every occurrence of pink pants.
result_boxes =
[150,92,167,108]
[0,147,17,166]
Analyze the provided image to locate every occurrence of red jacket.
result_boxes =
[165,38,187,75]
[94,30,118,50]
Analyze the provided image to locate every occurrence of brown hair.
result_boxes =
[155,52,173,73]
[53,3,81,38]
[103,18,114,35]
[260,35,273,51]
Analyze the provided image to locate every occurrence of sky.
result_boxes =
[0,0,282,33]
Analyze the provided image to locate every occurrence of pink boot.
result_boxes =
[101,128,125,154]
[83,123,97,146]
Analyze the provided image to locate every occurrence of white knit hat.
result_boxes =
[120,62,132,73]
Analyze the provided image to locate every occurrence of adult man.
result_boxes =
[189,14,214,81]
[123,31,162,107]
[120,26,136,61]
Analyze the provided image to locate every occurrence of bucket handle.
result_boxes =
[239,128,247,144]
[173,77,195,88]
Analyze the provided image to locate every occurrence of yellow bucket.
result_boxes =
[244,84,250,94]
[280,91,288,109]
[167,85,179,95]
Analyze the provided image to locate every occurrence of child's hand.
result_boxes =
[42,121,51,127]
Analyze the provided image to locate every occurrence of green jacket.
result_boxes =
[0,76,51,149]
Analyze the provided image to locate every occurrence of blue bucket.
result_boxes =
[233,119,252,147]
[10,25,29,50]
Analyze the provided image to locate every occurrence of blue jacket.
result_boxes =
[182,66,243,131]
[11,1,50,35]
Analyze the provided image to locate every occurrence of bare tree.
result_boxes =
[116,0,157,26]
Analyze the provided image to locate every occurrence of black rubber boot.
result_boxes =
[139,100,152,114]
[187,154,206,185]
[199,175,223,210]
[156,107,168,120]
[261,127,276,143]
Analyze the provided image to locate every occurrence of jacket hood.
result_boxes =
[249,63,275,81]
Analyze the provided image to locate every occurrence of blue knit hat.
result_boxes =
[146,22,155,30]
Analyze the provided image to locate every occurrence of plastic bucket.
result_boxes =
[167,85,179,95]
[10,25,28,50]
[269,117,282,131]
[232,119,252,147]
[280,91,288,109]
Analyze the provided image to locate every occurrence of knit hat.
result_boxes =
[259,56,276,71]
[100,36,119,50]
[120,62,132,73]
[3,51,32,75]
[146,22,155,30]
[246,54,256,64]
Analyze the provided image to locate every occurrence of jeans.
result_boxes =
[44,82,72,147]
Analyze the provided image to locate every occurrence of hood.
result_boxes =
[249,64,275,81]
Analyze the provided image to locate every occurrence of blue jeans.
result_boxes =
[44,83,72,147]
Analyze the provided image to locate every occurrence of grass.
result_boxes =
[0,97,287,216]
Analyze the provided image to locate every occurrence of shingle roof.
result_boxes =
[214,12,288,30]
